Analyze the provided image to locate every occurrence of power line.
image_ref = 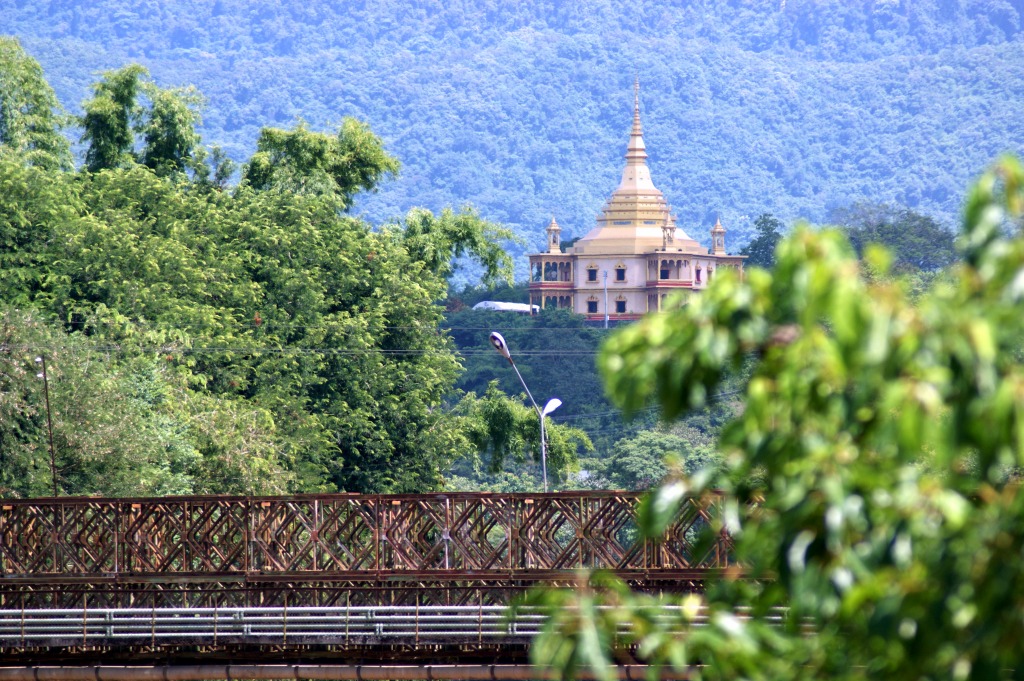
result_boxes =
[3,344,603,357]
[555,389,745,422]
[52,318,615,334]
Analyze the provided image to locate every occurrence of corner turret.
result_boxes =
[711,216,727,255]
[546,217,562,253]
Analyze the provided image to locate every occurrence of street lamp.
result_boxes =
[34,356,57,497]
[489,332,561,492]
[603,270,609,329]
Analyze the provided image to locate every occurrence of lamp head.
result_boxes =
[542,398,562,417]
[489,332,512,361]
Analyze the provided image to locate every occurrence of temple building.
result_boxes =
[528,85,745,322]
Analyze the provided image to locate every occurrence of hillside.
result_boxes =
[5,0,1024,270]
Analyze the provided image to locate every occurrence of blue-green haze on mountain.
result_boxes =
[5,0,1023,264]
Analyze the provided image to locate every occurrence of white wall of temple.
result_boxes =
[689,257,728,288]
[574,288,650,316]
[573,255,649,289]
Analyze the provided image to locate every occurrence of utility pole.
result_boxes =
[35,355,57,497]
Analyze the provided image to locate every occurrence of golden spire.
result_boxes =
[626,76,647,165]
[632,76,641,131]
[615,77,652,193]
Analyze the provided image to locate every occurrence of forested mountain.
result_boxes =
[5,0,1023,271]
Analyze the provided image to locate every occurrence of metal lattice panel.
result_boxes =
[0,492,732,609]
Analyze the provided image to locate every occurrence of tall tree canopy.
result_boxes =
[242,119,400,206]
[140,84,204,175]
[0,37,70,171]
[831,202,958,273]
[80,64,147,172]
[80,64,207,177]
[0,53,528,497]
[739,213,784,270]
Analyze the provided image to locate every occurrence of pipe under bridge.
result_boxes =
[0,491,731,665]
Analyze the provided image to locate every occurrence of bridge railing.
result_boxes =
[0,604,722,648]
[0,491,731,578]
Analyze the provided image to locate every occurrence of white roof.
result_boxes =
[472,301,538,313]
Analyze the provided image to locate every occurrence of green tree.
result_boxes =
[444,306,629,454]
[0,149,521,495]
[0,307,210,498]
[600,429,720,491]
[139,84,204,176]
[458,380,593,484]
[530,156,1024,680]
[0,153,78,305]
[739,213,784,269]
[0,37,71,170]
[80,64,147,172]
[242,119,400,206]
[399,207,517,286]
[198,145,237,189]
[0,60,534,496]
[831,202,958,272]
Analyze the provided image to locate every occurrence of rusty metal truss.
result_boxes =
[0,491,732,609]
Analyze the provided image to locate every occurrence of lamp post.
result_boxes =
[34,355,57,497]
[603,270,609,329]
[489,332,561,492]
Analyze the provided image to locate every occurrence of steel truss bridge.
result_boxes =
[0,491,731,672]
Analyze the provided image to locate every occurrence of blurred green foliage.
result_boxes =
[528,155,1024,680]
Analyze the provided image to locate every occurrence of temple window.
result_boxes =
[660,264,670,280]
[695,265,702,283]
[544,262,558,282]
[533,263,542,282]
[587,267,598,282]
[615,266,626,282]
[587,299,598,314]
[615,299,626,314]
